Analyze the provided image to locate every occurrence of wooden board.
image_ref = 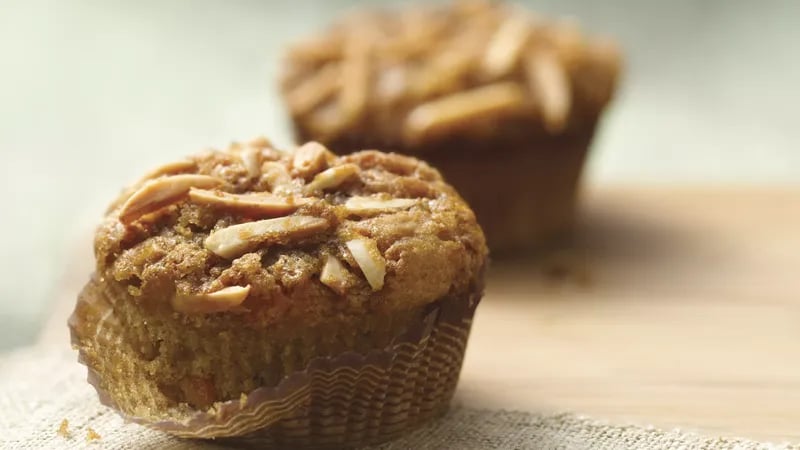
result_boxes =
[45,187,800,442]
[455,187,800,442]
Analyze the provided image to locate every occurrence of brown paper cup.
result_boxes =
[71,282,480,448]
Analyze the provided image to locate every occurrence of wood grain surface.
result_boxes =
[45,187,800,442]
[456,187,800,442]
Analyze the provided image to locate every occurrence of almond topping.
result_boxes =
[287,35,343,64]
[483,15,534,78]
[247,136,273,149]
[404,82,527,144]
[304,163,360,194]
[261,162,295,195]
[292,141,331,177]
[140,160,197,181]
[320,255,351,295]
[525,50,571,133]
[118,174,222,224]
[346,237,386,291]
[205,215,329,259]
[188,188,309,216]
[172,285,251,314]
[411,50,474,100]
[344,196,417,216]
[239,147,263,179]
[338,38,370,128]
[286,63,340,116]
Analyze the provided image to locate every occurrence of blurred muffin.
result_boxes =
[69,138,487,447]
[281,0,622,253]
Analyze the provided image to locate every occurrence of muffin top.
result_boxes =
[281,0,622,148]
[95,138,487,327]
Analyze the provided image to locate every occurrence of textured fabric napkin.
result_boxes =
[0,346,796,450]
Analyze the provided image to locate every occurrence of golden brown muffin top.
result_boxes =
[281,0,622,148]
[95,137,487,327]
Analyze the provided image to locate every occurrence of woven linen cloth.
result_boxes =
[0,346,796,450]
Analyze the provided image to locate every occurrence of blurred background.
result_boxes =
[0,0,798,351]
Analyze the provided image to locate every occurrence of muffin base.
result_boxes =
[69,276,481,448]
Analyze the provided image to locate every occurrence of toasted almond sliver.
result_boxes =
[261,161,295,195]
[375,65,408,104]
[305,102,344,140]
[346,238,386,291]
[119,174,222,224]
[320,255,351,295]
[205,215,329,259]
[140,160,198,181]
[172,285,251,314]
[107,160,196,213]
[188,188,309,216]
[482,15,534,78]
[247,136,273,149]
[292,141,330,177]
[338,38,370,128]
[239,147,263,179]
[304,164,360,194]
[344,196,417,216]
[286,63,341,116]
[525,50,571,133]
[288,35,343,63]
[404,82,527,144]
[411,50,474,100]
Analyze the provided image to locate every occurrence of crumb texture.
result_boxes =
[282,0,621,146]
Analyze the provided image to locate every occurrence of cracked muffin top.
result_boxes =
[281,0,622,147]
[94,137,487,327]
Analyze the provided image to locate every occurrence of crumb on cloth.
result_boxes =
[86,427,101,442]
[57,419,70,438]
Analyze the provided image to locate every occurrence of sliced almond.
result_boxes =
[172,285,251,314]
[320,255,351,295]
[338,37,370,128]
[482,15,534,78]
[107,160,197,213]
[286,63,341,116]
[205,215,329,259]
[287,35,343,64]
[247,136,273,149]
[119,174,222,224]
[346,237,386,291]
[404,82,527,144]
[375,65,408,104]
[525,50,571,133]
[238,147,263,179]
[411,50,474,100]
[344,196,417,216]
[305,102,344,140]
[261,161,295,195]
[188,188,309,216]
[304,163,360,194]
[140,160,197,181]
[292,141,330,178]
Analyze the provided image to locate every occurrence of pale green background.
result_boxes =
[1,0,798,349]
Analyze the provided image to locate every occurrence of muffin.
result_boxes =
[68,138,487,447]
[280,0,622,253]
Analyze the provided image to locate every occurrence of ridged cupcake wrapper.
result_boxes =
[74,291,480,448]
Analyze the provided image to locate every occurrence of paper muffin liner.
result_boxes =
[70,280,481,448]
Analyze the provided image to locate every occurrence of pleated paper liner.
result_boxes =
[70,278,480,448]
